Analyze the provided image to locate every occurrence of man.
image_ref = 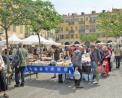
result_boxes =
[90,45,100,84]
[114,45,121,69]
[51,46,60,79]
[96,44,104,65]
[71,45,83,88]
[13,43,28,87]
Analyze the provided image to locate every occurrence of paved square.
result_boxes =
[7,65,122,98]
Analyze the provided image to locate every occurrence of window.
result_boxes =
[79,18,84,24]
[75,26,78,31]
[65,18,69,23]
[85,25,89,33]
[90,17,95,23]
[60,27,63,32]
[66,27,68,32]
[85,25,89,30]
[13,24,16,32]
[76,34,79,38]
[60,35,64,39]
[90,25,95,32]
[70,26,74,33]
[75,17,78,23]
[66,34,69,39]
[71,34,74,38]
[70,17,74,24]
[86,17,89,21]
[79,25,85,33]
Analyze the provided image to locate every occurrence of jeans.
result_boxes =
[15,66,25,85]
[91,61,100,82]
[115,56,121,68]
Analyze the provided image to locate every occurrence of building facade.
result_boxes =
[0,25,54,40]
[58,9,122,44]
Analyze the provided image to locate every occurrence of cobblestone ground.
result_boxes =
[6,64,122,98]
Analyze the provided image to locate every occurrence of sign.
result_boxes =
[24,65,74,74]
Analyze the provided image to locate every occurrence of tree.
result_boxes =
[98,10,122,38]
[0,0,33,76]
[27,0,62,59]
[80,33,97,42]
[0,0,32,50]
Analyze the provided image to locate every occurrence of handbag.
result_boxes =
[97,65,102,73]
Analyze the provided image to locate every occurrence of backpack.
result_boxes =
[12,48,22,67]
[96,49,103,63]
[71,50,82,66]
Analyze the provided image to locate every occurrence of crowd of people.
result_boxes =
[67,43,122,88]
[0,42,122,97]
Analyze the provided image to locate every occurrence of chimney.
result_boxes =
[72,13,77,16]
[63,14,67,16]
[81,12,85,15]
[92,11,96,14]
[68,13,70,16]
[102,10,106,13]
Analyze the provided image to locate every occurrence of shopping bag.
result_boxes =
[74,70,81,80]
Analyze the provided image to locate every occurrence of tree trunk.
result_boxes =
[37,33,42,60]
[4,27,11,84]
[5,28,9,50]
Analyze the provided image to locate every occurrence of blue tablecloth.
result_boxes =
[24,65,74,74]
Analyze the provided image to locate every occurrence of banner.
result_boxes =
[24,65,74,74]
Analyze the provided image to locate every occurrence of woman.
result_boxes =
[0,54,9,98]
[103,46,111,72]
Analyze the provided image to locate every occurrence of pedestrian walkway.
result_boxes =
[7,65,122,98]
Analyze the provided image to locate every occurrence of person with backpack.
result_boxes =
[12,43,28,87]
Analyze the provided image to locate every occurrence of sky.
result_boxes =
[50,0,122,15]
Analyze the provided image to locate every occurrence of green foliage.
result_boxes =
[98,10,122,37]
[27,0,62,33]
[0,0,32,28]
[0,0,62,48]
[0,0,33,49]
[80,33,97,42]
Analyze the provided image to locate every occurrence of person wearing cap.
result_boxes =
[13,43,28,87]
